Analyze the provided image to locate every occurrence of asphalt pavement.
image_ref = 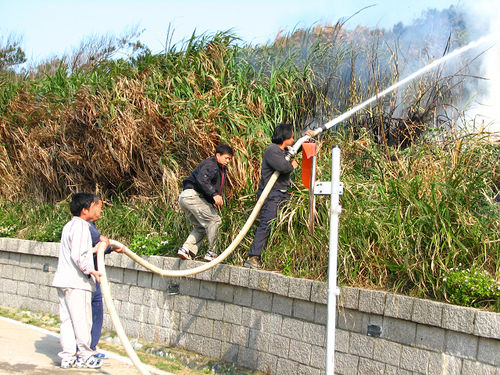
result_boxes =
[0,317,172,375]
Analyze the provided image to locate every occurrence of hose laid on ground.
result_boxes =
[97,241,151,375]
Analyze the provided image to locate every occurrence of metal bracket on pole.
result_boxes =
[314,181,344,196]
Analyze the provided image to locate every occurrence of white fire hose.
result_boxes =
[97,133,315,374]
[97,241,150,375]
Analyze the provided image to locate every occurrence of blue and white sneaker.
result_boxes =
[74,355,103,369]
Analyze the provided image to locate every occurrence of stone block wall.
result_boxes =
[0,238,498,374]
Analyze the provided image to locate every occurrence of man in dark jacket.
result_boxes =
[245,124,314,269]
[178,144,234,261]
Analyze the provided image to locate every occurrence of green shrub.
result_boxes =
[23,203,70,242]
[129,232,172,256]
[0,224,16,237]
[443,266,500,311]
[0,201,23,237]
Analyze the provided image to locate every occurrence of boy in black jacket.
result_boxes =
[178,144,234,261]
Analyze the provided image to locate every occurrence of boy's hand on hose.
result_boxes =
[114,246,126,253]
[91,270,102,283]
[305,129,315,137]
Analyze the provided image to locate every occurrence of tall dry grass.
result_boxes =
[0,25,472,203]
[0,33,267,203]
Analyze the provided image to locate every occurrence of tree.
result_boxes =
[67,25,146,72]
[0,34,26,70]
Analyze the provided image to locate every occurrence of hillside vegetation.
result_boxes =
[0,8,498,310]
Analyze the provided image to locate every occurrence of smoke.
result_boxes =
[462,0,500,137]
[392,0,500,138]
[389,8,461,120]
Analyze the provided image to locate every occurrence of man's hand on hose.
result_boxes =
[213,194,223,206]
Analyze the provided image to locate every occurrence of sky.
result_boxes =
[1,0,467,63]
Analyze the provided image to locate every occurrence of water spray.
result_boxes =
[311,33,496,137]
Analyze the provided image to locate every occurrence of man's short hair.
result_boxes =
[271,123,294,144]
[215,144,234,156]
[69,193,100,217]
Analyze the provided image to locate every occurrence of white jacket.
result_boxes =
[52,216,96,291]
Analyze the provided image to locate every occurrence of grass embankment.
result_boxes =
[1,131,498,311]
[0,29,498,311]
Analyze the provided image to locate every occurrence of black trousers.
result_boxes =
[249,190,289,258]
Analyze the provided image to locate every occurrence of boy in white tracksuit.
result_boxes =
[51,193,108,369]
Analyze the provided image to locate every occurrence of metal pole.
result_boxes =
[325,146,342,374]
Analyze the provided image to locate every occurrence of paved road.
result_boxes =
[0,317,171,375]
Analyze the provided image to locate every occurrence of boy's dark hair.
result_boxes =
[271,123,294,144]
[215,144,234,156]
[69,193,101,217]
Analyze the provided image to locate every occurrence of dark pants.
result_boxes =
[249,190,289,258]
[90,282,103,351]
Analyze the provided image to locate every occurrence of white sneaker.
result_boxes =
[177,247,192,260]
[203,251,218,261]
[60,357,76,369]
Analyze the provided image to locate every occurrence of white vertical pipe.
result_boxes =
[326,146,342,374]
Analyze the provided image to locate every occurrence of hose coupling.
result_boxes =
[285,146,297,159]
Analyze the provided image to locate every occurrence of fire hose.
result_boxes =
[97,241,150,375]
[96,132,316,374]
[100,132,316,277]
